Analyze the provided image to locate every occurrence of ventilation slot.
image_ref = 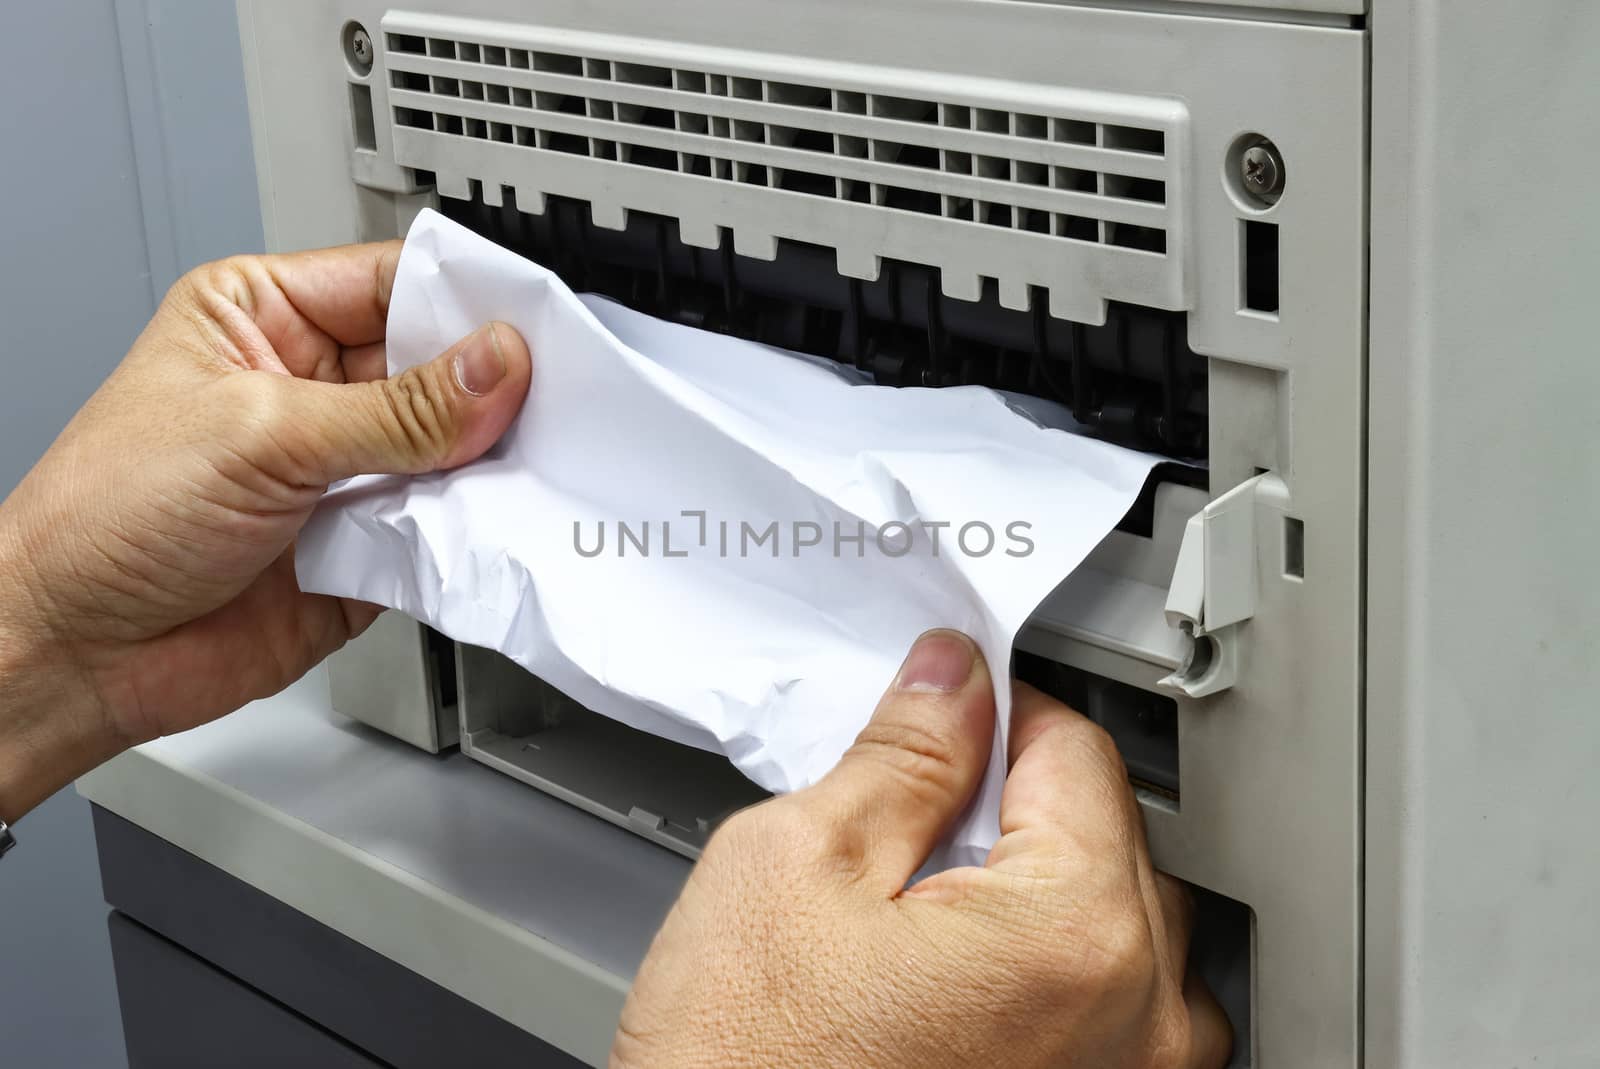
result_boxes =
[1242,220,1280,315]
[381,34,1175,255]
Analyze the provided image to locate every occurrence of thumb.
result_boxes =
[801,629,995,890]
[287,322,532,484]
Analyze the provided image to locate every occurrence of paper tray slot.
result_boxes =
[457,643,769,859]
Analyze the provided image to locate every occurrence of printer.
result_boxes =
[236,2,1460,1064]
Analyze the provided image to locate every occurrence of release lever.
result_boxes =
[1159,472,1290,698]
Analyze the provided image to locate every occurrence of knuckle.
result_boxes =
[379,367,457,467]
[711,796,866,883]
[1090,907,1160,995]
[1065,717,1129,780]
[181,256,257,310]
[1146,1013,1198,1069]
[705,800,802,862]
[207,376,325,494]
[703,803,764,855]
[214,372,287,442]
[846,717,965,800]
[1155,870,1194,931]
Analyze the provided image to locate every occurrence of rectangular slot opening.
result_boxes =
[1103,124,1165,155]
[940,103,971,129]
[1283,516,1305,579]
[1014,113,1048,139]
[767,81,828,108]
[614,61,673,88]
[869,94,936,123]
[458,646,769,858]
[1015,161,1048,187]
[1243,220,1280,315]
[975,108,1009,134]
[1104,174,1167,204]
[1188,886,1256,1068]
[532,52,583,75]
[1053,166,1097,193]
[394,107,432,130]
[391,70,429,93]
[348,83,376,151]
[1013,651,1180,803]
[617,102,675,129]
[1107,222,1168,254]
[1055,214,1098,241]
[1052,117,1096,145]
[1018,207,1050,234]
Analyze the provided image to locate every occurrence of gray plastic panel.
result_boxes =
[327,612,454,753]
[80,667,689,1066]
[1366,3,1600,1066]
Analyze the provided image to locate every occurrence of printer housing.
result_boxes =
[240,2,1374,1063]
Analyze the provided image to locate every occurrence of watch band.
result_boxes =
[0,818,14,859]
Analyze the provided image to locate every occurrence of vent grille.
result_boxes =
[385,33,1171,254]
[370,16,1190,320]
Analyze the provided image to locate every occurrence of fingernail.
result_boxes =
[454,324,507,396]
[895,630,976,693]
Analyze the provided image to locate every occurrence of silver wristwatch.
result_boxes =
[0,818,14,859]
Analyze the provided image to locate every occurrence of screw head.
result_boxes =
[344,23,375,76]
[1240,143,1285,201]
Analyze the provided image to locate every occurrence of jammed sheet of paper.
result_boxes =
[296,210,1159,869]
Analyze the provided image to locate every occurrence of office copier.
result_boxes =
[228,2,1600,1065]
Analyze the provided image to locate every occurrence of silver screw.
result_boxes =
[351,27,373,65]
[1240,142,1285,201]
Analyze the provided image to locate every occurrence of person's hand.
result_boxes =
[614,630,1231,1069]
[0,244,532,820]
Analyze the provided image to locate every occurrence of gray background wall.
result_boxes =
[0,3,262,1063]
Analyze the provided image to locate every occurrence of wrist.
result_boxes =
[0,512,128,823]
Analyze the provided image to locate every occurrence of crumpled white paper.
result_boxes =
[296,209,1158,869]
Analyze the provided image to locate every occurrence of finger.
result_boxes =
[339,599,386,640]
[1182,970,1234,1069]
[279,321,533,483]
[795,629,995,891]
[1153,871,1195,980]
[187,243,404,384]
[987,681,1141,874]
[1123,793,1178,991]
[1006,680,1078,767]
[259,241,403,350]
[341,341,389,383]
